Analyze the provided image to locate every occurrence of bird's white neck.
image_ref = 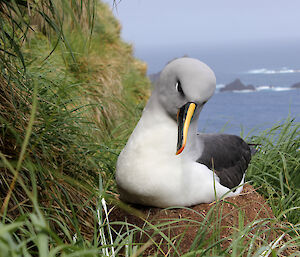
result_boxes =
[130,92,201,159]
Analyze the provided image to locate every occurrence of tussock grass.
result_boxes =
[0,0,149,248]
[247,118,300,224]
[0,0,299,256]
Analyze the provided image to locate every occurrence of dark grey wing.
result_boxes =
[196,133,251,189]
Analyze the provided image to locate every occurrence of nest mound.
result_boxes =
[108,184,290,256]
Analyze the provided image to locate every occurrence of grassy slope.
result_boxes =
[0,0,149,254]
[0,1,299,256]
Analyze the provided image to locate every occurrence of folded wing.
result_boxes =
[197,134,251,189]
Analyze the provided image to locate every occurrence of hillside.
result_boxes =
[0,0,150,248]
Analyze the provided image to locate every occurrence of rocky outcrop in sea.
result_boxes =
[148,74,300,92]
[291,82,300,89]
[220,79,256,92]
[148,72,160,83]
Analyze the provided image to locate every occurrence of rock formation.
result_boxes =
[291,82,300,89]
[220,79,256,92]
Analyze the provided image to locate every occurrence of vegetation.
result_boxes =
[247,118,300,225]
[0,0,299,256]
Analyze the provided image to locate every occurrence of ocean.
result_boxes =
[135,42,300,136]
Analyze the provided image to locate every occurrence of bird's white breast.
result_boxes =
[116,109,186,206]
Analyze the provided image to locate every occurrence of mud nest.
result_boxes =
[108,184,295,256]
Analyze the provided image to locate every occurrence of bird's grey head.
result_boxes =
[155,57,216,119]
[153,57,216,155]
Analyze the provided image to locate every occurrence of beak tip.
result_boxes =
[176,147,184,155]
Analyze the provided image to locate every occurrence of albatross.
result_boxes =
[116,57,251,208]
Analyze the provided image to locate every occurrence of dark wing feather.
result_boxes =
[196,134,251,189]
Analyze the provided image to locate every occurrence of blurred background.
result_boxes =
[104,0,300,135]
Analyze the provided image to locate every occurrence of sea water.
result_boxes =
[135,42,300,136]
[199,88,300,135]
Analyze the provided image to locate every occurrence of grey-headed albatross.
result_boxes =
[116,57,251,208]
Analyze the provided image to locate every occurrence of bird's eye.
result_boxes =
[175,80,184,95]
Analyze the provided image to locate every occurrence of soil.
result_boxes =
[108,184,294,256]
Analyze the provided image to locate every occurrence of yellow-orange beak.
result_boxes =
[176,102,197,155]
